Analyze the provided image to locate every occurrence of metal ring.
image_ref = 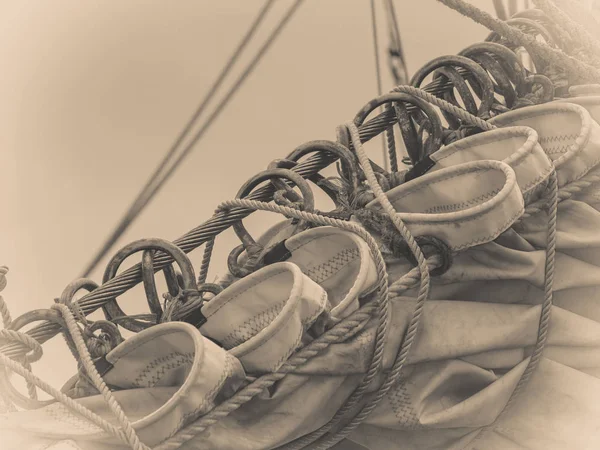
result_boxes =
[2,308,67,409]
[485,17,555,72]
[82,320,123,350]
[227,168,315,278]
[59,278,99,310]
[511,9,568,51]
[353,92,444,163]
[410,55,495,120]
[524,74,555,103]
[459,45,521,109]
[102,238,198,332]
[140,250,181,323]
[459,42,528,96]
[434,66,480,128]
[282,141,361,208]
[197,283,223,297]
[286,140,360,192]
[233,168,315,249]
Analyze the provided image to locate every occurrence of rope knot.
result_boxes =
[407,236,453,276]
[273,188,304,211]
[82,320,123,359]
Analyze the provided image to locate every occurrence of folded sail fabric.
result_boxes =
[346,299,600,450]
[271,226,379,320]
[426,126,552,203]
[200,261,328,373]
[487,102,600,323]
[367,159,525,252]
[0,322,246,449]
[224,225,380,321]
[337,103,600,449]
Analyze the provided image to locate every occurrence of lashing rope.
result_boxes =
[532,0,600,66]
[436,0,600,83]
[155,199,402,450]
[0,195,441,450]
[369,0,390,173]
[0,297,147,448]
[552,0,600,41]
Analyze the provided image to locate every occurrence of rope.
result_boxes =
[532,0,600,66]
[0,266,16,413]
[389,255,442,294]
[197,237,215,285]
[80,0,301,279]
[390,85,496,131]
[52,304,149,450]
[369,0,389,172]
[299,121,430,449]
[156,199,392,450]
[436,0,600,83]
[0,266,10,326]
[0,267,43,410]
[278,117,433,448]
[0,306,146,447]
[475,171,558,445]
[519,171,600,221]
[0,267,147,447]
[506,171,557,408]
[553,0,600,41]
[384,0,409,86]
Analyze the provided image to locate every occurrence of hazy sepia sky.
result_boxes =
[1,0,493,387]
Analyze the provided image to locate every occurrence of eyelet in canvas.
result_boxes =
[366,160,523,252]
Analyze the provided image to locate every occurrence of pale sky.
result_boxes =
[1,0,494,387]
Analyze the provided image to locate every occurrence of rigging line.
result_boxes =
[80,0,299,279]
[370,0,389,172]
[384,0,409,85]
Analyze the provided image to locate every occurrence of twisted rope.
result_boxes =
[156,199,392,450]
[519,170,600,221]
[278,116,434,448]
[197,237,215,285]
[299,122,431,449]
[391,85,496,132]
[0,266,148,448]
[474,171,559,447]
[506,170,557,408]
[532,0,600,66]
[51,303,149,450]
[389,255,442,294]
[437,0,600,83]
[0,267,16,413]
[0,309,144,447]
[0,267,43,409]
[553,0,600,41]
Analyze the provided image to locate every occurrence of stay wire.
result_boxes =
[80,0,294,278]
[370,0,389,172]
[384,0,409,85]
